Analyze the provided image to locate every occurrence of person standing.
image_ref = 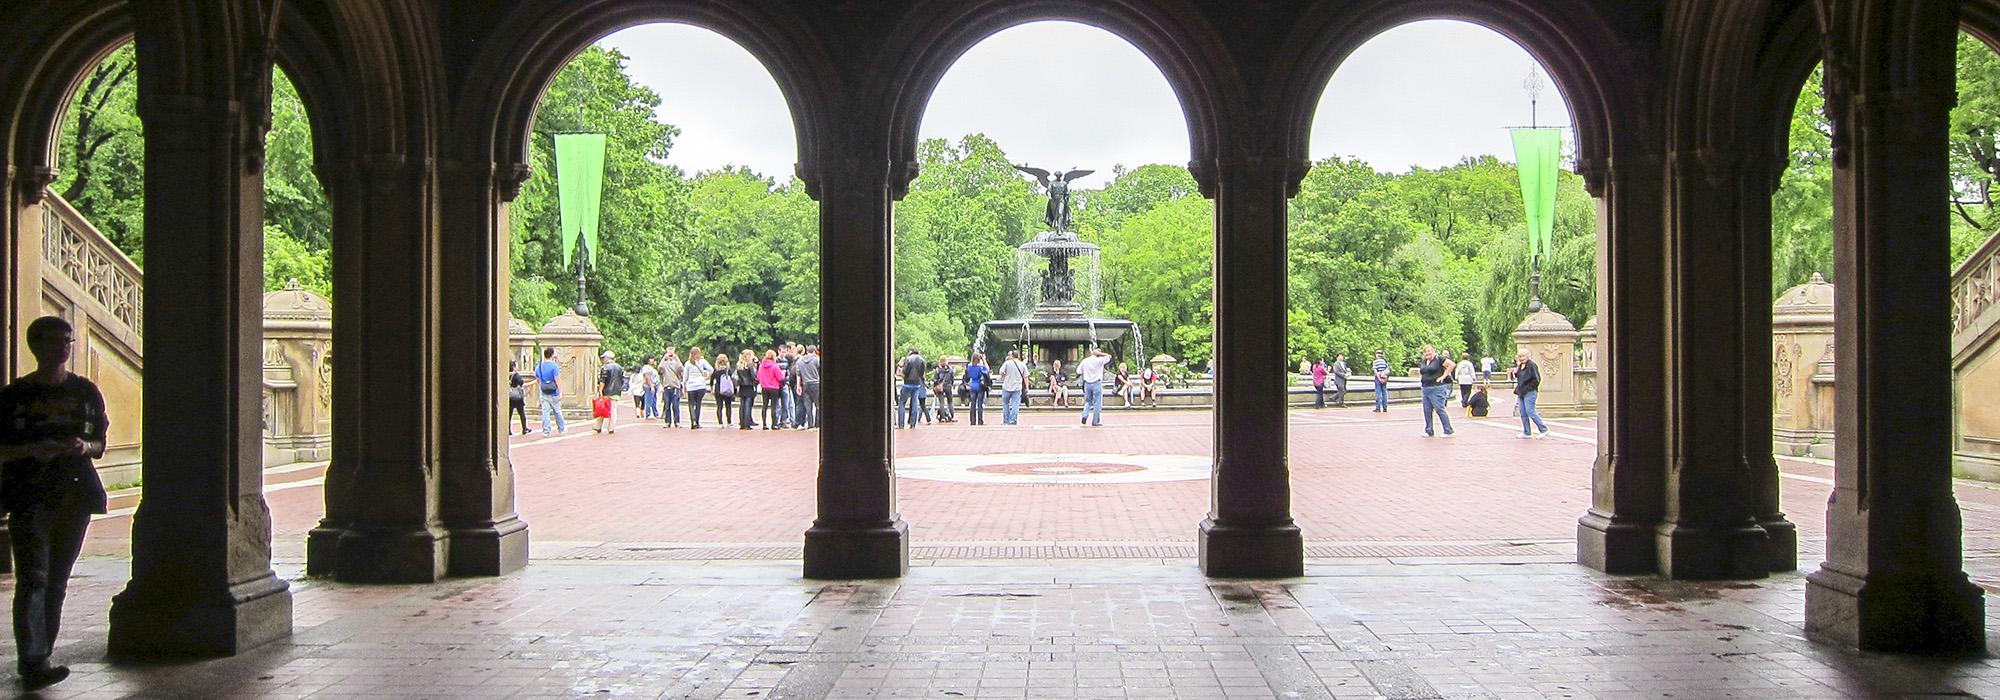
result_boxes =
[712,355,737,427]
[1331,353,1351,408]
[797,344,822,429]
[535,347,566,435]
[682,347,711,429]
[1514,349,1549,438]
[639,357,660,419]
[736,349,760,429]
[1480,354,1497,383]
[759,349,785,430]
[1310,358,1328,409]
[778,345,798,428]
[596,351,625,434]
[1417,345,1455,438]
[897,348,927,429]
[0,317,107,691]
[1370,350,1390,413]
[1048,359,1069,408]
[963,353,991,425]
[1077,347,1111,427]
[660,348,684,428]
[931,359,956,423]
[507,361,530,435]
[998,350,1029,425]
[628,360,647,416]
[1455,351,1477,407]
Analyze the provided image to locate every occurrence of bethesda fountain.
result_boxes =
[977,165,1140,366]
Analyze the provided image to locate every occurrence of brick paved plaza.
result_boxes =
[14,403,2000,697]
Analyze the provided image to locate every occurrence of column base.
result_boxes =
[305,522,343,577]
[1806,564,1984,653]
[1577,511,1656,574]
[1198,518,1303,578]
[1654,521,1769,580]
[447,516,530,577]
[108,570,292,659]
[323,525,450,583]
[803,520,908,579]
[0,515,12,573]
[1758,517,1798,572]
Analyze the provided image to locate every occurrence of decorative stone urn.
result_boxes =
[1772,273,1836,458]
[536,311,603,418]
[1510,307,1583,416]
[261,279,333,467]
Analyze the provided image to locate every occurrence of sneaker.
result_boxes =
[1439,432,1454,438]
[1515,434,1533,439]
[1081,416,1088,425]
[1421,432,1433,439]
[1534,432,1549,440]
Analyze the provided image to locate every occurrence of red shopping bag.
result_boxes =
[591,396,613,419]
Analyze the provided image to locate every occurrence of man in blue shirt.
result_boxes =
[1370,350,1391,413]
[535,348,566,436]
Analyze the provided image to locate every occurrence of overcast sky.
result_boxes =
[600,20,1574,181]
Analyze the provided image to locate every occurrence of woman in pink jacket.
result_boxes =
[757,350,785,430]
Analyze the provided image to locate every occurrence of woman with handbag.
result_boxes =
[507,361,529,435]
[736,349,760,430]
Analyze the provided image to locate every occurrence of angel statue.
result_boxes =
[1016,165,1095,232]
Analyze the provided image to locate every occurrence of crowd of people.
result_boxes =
[1306,346,1549,439]
[509,342,823,436]
[891,348,1164,429]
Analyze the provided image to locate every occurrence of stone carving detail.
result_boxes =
[42,199,144,337]
[319,348,333,408]
[1774,342,1800,398]
[1953,243,1998,338]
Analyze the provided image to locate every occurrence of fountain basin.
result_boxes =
[982,319,1134,345]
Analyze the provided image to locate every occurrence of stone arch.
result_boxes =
[2,2,134,194]
[1274,0,1639,192]
[875,1,1238,192]
[449,0,834,192]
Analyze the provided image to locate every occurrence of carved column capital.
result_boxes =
[17,166,57,205]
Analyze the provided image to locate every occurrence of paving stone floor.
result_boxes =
[11,558,2000,698]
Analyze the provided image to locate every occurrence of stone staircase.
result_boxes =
[37,192,144,484]
[1954,230,2000,478]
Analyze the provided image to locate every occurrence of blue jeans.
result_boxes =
[783,389,797,426]
[1002,389,1022,424]
[662,387,682,426]
[642,388,659,417]
[539,392,566,434]
[1421,384,1454,436]
[1520,389,1549,435]
[1373,382,1389,411]
[968,389,988,424]
[1081,381,1104,425]
[899,383,923,428]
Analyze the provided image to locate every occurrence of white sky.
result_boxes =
[599,19,1574,180]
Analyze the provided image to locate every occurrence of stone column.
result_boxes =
[1741,156,1797,571]
[1655,150,1767,580]
[438,160,529,576]
[304,155,448,584]
[109,1,293,655]
[1198,154,1304,578]
[537,311,602,418]
[1578,154,1668,575]
[1509,309,1581,414]
[1805,0,1984,652]
[803,157,907,579]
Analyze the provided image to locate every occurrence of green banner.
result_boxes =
[555,132,608,269]
[1510,128,1562,259]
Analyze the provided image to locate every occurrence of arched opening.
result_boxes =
[38,40,337,566]
[1287,19,1600,561]
[1767,28,2000,586]
[499,23,823,560]
[890,20,1213,558]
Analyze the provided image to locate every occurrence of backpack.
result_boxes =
[717,373,736,398]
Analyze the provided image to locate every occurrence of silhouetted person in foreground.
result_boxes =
[0,316,108,691]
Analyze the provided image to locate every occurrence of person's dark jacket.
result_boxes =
[737,364,759,396]
[1514,360,1542,396]
[1469,390,1490,417]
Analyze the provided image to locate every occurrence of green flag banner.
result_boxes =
[555,132,608,269]
[1510,128,1562,259]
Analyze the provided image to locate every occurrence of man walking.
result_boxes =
[660,347,683,428]
[597,350,625,434]
[1077,347,1111,427]
[1417,345,1455,438]
[0,317,108,691]
[1370,350,1390,412]
[796,345,822,429]
[998,350,1030,425]
[535,347,566,435]
[1513,349,1549,438]
[1331,353,1351,408]
[897,348,926,429]
[931,359,956,423]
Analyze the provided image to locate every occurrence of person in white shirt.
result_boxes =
[1076,347,1113,427]
[997,351,1031,425]
[1455,351,1478,407]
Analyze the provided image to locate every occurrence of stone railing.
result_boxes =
[41,194,143,346]
[1954,232,2000,479]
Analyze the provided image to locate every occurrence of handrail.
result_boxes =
[40,192,145,345]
